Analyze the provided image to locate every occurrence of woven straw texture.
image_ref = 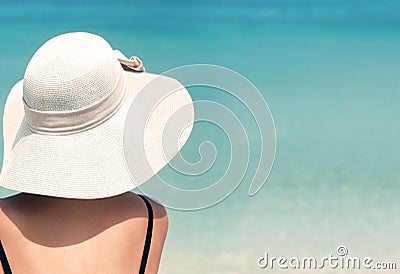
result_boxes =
[0,32,194,199]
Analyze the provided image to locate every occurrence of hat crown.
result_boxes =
[23,32,122,112]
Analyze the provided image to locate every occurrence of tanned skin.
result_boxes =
[0,192,168,274]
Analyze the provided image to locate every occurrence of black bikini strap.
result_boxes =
[0,197,154,274]
[138,195,153,274]
[0,241,12,274]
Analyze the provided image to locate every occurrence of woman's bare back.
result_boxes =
[0,192,168,274]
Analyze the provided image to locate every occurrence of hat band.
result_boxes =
[23,70,127,135]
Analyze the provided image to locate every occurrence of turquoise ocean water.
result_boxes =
[1,1,399,273]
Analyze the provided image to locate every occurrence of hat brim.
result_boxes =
[0,68,194,199]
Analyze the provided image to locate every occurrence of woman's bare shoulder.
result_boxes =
[124,192,168,225]
[0,193,168,242]
[0,197,6,221]
[0,193,169,272]
[129,193,168,273]
[0,198,5,236]
[146,195,168,234]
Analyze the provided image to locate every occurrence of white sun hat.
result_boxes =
[0,32,194,199]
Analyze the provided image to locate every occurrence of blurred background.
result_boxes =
[0,0,399,273]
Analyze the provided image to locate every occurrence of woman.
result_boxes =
[0,32,194,273]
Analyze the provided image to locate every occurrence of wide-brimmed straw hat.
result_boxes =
[0,32,194,199]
